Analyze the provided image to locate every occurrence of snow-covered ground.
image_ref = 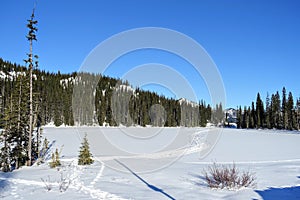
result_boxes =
[1,127,300,199]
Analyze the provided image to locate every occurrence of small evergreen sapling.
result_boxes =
[78,134,94,165]
[49,148,61,168]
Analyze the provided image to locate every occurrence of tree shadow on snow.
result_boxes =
[187,172,207,187]
[114,159,176,200]
[41,140,56,161]
[255,185,300,200]
[0,172,13,197]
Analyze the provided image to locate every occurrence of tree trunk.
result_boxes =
[28,39,33,166]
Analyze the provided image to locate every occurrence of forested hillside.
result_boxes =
[0,58,213,128]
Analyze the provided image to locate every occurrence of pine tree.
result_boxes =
[78,134,94,165]
[282,87,287,129]
[199,100,208,127]
[250,102,256,128]
[212,103,224,125]
[265,93,271,129]
[256,93,264,128]
[287,92,294,130]
[296,98,300,130]
[24,8,38,165]
[272,92,281,129]
[49,148,61,168]
[0,128,11,172]
[242,106,247,128]
[237,106,242,129]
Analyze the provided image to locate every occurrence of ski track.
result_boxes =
[90,160,105,187]
[64,161,126,200]
[10,181,21,199]
[0,161,126,200]
[82,130,209,162]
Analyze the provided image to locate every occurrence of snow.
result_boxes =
[178,98,198,107]
[0,70,35,81]
[115,84,134,93]
[1,127,300,199]
[60,77,76,89]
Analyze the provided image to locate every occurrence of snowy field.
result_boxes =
[1,127,300,199]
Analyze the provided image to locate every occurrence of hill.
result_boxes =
[0,58,213,128]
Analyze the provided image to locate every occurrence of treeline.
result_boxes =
[0,58,217,128]
[0,58,75,128]
[69,72,215,127]
[236,88,300,130]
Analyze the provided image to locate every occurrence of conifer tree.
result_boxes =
[0,131,10,172]
[237,106,242,129]
[256,93,264,128]
[272,92,281,129]
[24,8,38,165]
[49,148,61,168]
[296,98,300,130]
[78,134,94,165]
[250,102,256,128]
[247,106,252,128]
[242,106,248,128]
[265,93,271,129]
[287,92,294,130]
[282,87,287,129]
[199,100,207,127]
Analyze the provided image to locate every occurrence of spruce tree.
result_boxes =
[78,134,94,165]
[49,148,61,168]
[237,106,242,129]
[247,106,252,128]
[242,106,248,128]
[0,132,10,172]
[273,92,281,129]
[282,87,287,129]
[256,93,264,128]
[296,98,300,130]
[24,8,38,165]
[250,102,256,128]
[287,92,294,130]
[265,93,271,129]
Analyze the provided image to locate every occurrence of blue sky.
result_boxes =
[0,0,299,108]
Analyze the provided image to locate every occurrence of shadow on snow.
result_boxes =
[0,171,13,198]
[114,159,176,200]
[256,185,300,200]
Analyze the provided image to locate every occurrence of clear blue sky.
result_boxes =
[1,0,300,108]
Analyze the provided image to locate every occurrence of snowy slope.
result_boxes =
[1,127,300,200]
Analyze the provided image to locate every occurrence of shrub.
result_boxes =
[41,176,53,191]
[203,162,255,189]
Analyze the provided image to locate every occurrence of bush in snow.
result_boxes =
[78,134,94,165]
[58,171,71,192]
[49,148,61,168]
[41,176,53,191]
[203,162,255,189]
